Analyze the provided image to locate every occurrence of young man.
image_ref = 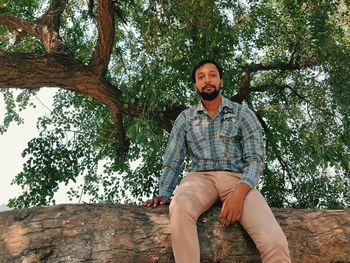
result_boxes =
[144,60,291,263]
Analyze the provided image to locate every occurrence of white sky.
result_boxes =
[0,88,75,206]
[0,88,144,208]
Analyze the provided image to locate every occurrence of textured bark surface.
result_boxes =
[0,204,349,263]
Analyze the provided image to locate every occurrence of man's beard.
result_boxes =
[197,85,221,101]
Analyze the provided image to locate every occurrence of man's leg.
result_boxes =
[169,172,218,263]
[215,172,291,263]
[239,189,291,263]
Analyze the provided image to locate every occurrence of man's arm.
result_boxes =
[220,106,265,225]
[239,106,265,189]
[144,112,187,207]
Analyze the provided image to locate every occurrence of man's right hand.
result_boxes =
[143,196,170,207]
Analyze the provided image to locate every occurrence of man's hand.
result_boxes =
[143,196,170,207]
[219,183,250,227]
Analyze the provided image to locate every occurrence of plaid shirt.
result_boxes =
[159,96,265,199]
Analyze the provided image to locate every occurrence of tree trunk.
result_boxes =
[0,204,349,263]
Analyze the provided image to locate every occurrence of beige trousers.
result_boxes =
[169,171,291,263]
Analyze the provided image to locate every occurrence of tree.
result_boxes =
[0,204,349,262]
[0,0,349,208]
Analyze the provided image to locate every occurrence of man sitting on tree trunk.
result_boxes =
[144,59,291,263]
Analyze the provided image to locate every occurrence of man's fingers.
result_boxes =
[159,199,169,205]
[220,206,239,227]
[152,197,160,207]
[146,200,154,207]
[223,210,233,227]
[144,197,170,207]
[151,197,170,206]
[144,197,159,207]
[220,202,228,225]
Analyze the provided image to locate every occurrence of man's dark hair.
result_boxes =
[191,59,223,83]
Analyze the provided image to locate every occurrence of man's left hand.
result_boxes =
[219,183,250,227]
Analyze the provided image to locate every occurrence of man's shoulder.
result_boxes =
[221,97,257,120]
[178,103,200,118]
[221,97,244,114]
[222,97,240,109]
[173,106,194,127]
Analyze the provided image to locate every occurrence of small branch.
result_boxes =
[289,37,302,65]
[248,104,297,201]
[249,84,270,92]
[116,47,132,85]
[113,0,127,25]
[254,111,269,135]
[265,128,298,200]
[66,130,118,143]
[87,0,96,18]
[250,84,307,101]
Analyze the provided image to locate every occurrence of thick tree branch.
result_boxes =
[0,14,68,54]
[91,0,115,76]
[37,0,68,31]
[231,70,251,104]
[231,60,316,104]
[0,52,89,91]
[0,51,126,135]
[102,81,129,151]
[0,15,41,40]
[0,204,349,262]
[245,61,314,73]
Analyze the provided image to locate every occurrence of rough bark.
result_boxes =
[0,204,349,263]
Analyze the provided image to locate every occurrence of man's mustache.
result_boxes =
[202,84,216,90]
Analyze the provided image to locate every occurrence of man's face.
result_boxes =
[194,63,223,101]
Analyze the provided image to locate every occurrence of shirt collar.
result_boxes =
[195,95,231,114]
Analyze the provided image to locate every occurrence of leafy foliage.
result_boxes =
[1,0,349,209]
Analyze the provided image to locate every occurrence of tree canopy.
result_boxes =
[0,0,349,209]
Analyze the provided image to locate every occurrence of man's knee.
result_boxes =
[169,194,197,222]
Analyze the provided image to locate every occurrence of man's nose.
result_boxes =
[205,75,211,83]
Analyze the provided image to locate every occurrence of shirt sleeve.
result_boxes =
[159,112,187,199]
[239,106,265,189]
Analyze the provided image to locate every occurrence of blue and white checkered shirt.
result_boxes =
[159,96,265,199]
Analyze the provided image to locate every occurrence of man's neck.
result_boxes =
[201,95,222,117]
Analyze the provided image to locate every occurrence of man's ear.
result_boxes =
[220,79,224,87]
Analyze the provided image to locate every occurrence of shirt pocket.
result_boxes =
[218,125,243,159]
[186,128,210,159]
